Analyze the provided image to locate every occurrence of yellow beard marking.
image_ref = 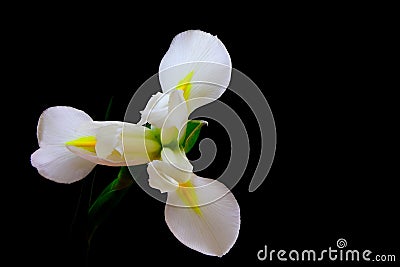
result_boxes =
[65,136,96,153]
[176,71,194,100]
[177,180,202,216]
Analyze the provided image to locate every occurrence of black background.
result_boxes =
[8,5,398,266]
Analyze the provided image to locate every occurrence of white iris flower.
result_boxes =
[31,30,240,257]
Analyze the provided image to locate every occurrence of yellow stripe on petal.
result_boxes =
[65,136,97,153]
[176,71,194,100]
[177,180,202,216]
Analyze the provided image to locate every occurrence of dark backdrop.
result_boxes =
[9,6,398,267]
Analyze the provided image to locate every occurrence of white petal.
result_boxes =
[161,147,193,179]
[165,176,240,257]
[66,122,161,167]
[65,121,126,166]
[159,30,232,113]
[122,123,162,165]
[147,148,193,193]
[66,145,126,166]
[164,90,188,130]
[37,106,93,146]
[147,161,179,193]
[161,90,188,144]
[31,146,96,183]
[93,122,123,159]
[138,92,170,128]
